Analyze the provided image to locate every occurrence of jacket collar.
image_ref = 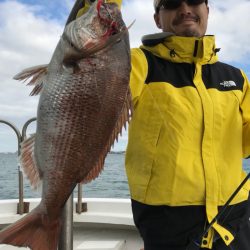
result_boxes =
[140,33,219,64]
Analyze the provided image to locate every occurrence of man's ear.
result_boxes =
[154,13,162,29]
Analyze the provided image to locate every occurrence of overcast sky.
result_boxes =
[0,0,250,152]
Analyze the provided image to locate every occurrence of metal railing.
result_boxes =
[0,119,23,214]
[0,118,88,250]
[0,118,37,214]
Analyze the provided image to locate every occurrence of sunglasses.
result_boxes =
[156,0,206,12]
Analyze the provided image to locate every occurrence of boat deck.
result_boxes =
[0,225,142,250]
[0,198,143,250]
[74,224,142,250]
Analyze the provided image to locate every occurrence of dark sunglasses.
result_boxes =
[156,0,206,12]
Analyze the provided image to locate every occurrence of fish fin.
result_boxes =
[20,134,42,189]
[14,64,48,96]
[109,89,133,143]
[63,30,128,66]
[0,207,61,250]
[82,90,133,184]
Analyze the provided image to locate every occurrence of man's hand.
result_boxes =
[76,0,123,18]
[105,0,122,9]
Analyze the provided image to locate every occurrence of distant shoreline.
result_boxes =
[0,151,125,155]
[0,152,18,155]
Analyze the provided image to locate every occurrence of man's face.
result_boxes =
[154,1,209,37]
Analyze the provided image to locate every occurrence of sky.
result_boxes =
[0,0,250,152]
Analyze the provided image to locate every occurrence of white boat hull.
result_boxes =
[0,198,142,250]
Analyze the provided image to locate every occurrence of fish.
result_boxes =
[0,0,132,249]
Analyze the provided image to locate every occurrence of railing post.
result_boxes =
[77,183,82,214]
[0,119,23,214]
[19,117,37,214]
[58,194,74,250]
[76,183,88,214]
[21,118,37,139]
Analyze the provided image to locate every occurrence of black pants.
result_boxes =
[132,198,250,250]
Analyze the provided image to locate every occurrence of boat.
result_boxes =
[0,198,142,250]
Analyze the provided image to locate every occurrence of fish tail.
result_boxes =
[0,207,61,250]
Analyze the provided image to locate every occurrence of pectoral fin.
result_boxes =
[14,64,48,96]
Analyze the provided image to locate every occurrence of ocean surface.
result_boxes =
[0,152,129,200]
[0,152,250,200]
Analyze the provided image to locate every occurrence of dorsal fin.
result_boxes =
[13,64,48,96]
[81,90,133,183]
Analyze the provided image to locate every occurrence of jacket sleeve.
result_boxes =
[241,70,250,158]
[130,48,148,106]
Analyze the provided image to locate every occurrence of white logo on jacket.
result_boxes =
[220,81,237,87]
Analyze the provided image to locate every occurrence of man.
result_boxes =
[125,0,250,249]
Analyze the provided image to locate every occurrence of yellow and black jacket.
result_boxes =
[125,34,250,248]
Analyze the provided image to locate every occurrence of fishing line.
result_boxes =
[186,171,250,249]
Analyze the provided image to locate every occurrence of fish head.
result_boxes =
[63,0,127,56]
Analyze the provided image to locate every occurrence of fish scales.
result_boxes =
[0,1,132,249]
[38,48,129,207]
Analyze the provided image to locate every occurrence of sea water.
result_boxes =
[0,152,129,200]
[0,152,250,200]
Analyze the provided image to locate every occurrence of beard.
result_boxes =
[177,28,203,37]
[171,15,204,37]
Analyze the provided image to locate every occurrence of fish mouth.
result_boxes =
[97,0,124,37]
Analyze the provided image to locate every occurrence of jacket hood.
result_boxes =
[141,33,220,64]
